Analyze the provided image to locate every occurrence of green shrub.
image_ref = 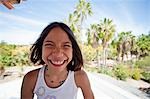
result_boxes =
[82,45,99,61]
[131,68,142,80]
[84,64,100,73]
[87,67,98,72]
[113,64,129,81]
[98,67,114,77]
[135,56,150,68]
[141,72,150,83]
[0,43,31,67]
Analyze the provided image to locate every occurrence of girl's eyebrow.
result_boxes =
[64,41,72,44]
[44,40,53,43]
[44,40,72,45]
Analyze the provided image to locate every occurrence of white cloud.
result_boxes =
[0,12,47,27]
[0,12,48,44]
[0,28,40,45]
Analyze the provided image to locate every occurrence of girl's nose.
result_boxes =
[52,47,63,57]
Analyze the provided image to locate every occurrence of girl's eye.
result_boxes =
[64,45,72,48]
[44,44,54,47]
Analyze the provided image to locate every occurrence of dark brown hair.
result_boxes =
[30,22,83,71]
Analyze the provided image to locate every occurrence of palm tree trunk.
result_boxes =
[103,48,107,67]
[103,44,108,67]
[96,49,100,67]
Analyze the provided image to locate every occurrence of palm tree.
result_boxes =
[87,18,116,67]
[65,13,79,39]
[98,18,116,66]
[65,0,92,43]
[73,0,93,43]
[130,35,139,59]
[87,24,101,67]
[116,31,135,61]
[87,24,99,47]
[74,0,92,26]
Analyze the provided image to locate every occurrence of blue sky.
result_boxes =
[0,0,149,45]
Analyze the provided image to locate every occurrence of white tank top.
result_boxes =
[33,66,78,99]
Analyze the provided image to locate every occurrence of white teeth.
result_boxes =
[51,61,64,65]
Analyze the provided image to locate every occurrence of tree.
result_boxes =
[65,13,79,38]
[116,31,136,61]
[87,24,99,47]
[137,34,150,58]
[66,0,92,43]
[87,18,116,67]
[98,18,116,66]
[74,0,92,27]
[87,24,101,66]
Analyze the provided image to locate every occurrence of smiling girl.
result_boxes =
[21,22,94,99]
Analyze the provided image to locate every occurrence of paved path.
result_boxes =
[87,73,141,99]
[0,72,148,99]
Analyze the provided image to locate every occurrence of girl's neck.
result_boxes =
[44,66,69,87]
[45,66,68,79]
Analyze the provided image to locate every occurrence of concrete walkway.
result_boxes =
[0,72,148,99]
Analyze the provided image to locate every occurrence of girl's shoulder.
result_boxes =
[21,67,42,95]
[22,67,41,87]
[74,70,94,98]
[74,69,89,87]
[24,67,41,79]
[74,69,87,77]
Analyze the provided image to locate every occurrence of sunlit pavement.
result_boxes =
[87,73,141,99]
[0,78,22,99]
[0,72,148,99]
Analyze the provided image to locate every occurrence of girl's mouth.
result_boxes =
[49,60,67,67]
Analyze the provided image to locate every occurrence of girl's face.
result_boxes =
[42,27,73,71]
